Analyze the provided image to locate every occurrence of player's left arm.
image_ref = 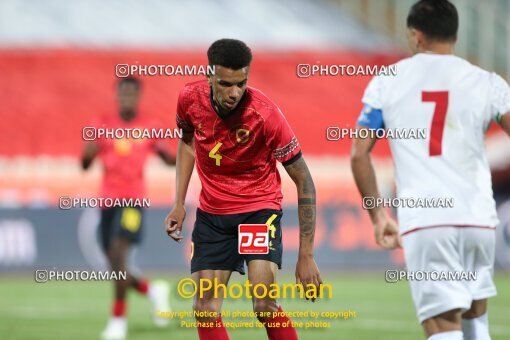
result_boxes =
[490,73,510,137]
[500,112,510,136]
[350,125,400,250]
[154,144,176,166]
[81,141,99,170]
[284,156,323,301]
[352,75,401,250]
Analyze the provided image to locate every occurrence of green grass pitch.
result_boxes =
[1,272,509,339]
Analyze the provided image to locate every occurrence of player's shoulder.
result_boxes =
[412,53,491,76]
[447,55,493,77]
[442,55,506,89]
[244,86,282,118]
[178,80,209,105]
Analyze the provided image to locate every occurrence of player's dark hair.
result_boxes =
[407,0,458,42]
[207,39,252,70]
[118,76,141,90]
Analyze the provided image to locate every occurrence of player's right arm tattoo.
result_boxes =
[284,156,316,257]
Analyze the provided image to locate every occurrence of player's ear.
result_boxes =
[206,70,213,86]
[407,28,422,53]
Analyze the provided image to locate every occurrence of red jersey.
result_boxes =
[176,80,301,214]
[95,115,159,200]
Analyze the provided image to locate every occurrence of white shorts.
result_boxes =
[402,226,497,323]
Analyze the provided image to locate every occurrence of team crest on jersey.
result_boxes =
[236,128,250,144]
[226,123,255,148]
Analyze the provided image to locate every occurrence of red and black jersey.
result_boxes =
[176,80,301,214]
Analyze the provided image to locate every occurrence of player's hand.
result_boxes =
[165,204,186,243]
[295,255,323,302]
[373,213,402,250]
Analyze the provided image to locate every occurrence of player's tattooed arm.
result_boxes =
[285,156,323,300]
[165,131,195,242]
[284,156,316,254]
[351,126,401,249]
[81,142,99,170]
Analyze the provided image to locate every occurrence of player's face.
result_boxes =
[117,82,140,120]
[208,65,249,114]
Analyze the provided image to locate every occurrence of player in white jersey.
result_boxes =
[351,1,510,339]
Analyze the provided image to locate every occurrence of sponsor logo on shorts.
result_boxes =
[238,224,269,254]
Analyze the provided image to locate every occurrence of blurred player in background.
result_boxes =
[165,39,322,340]
[351,1,510,339]
[82,77,176,340]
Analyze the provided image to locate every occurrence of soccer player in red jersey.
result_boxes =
[165,39,322,340]
[82,77,176,340]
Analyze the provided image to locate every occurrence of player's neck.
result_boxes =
[213,102,233,118]
[120,110,137,122]
[418,42,454,55]
[209,87,245,119]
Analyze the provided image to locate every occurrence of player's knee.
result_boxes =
[193,298,221,321]
[109,251,126,271]
[252,298,278,321]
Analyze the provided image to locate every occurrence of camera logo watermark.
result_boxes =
[297,64,397,78]
[35,270,127,283]
[326,127,427,141]
[385,270,477,283]
[362,197,454,210]
[82,127,183,141]
[116,64,215,78]
[59,197,150,210]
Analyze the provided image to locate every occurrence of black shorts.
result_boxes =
[99,207,144,251]
[191,208,283,275]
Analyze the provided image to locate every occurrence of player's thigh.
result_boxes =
[462,299,487,319]
[191,208,244,274]
[99,207,117,252]
[402,227,472,323]
[247,260,279,315]
[462,228,496,302]
[243,210,283,270]
[422,308,462,337]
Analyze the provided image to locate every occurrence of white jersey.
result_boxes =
[361,53,510,234]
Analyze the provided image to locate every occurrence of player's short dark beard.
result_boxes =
[210,88,233,118]
[214,100,232,118]
[210,88,245,119]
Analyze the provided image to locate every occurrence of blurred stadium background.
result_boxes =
[0,0,509,339]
